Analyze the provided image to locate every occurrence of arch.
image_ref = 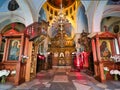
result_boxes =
[103,11,120,18]
[76,5,88,33]
[80,0,91,11]
[38,8,47,22]
[80,1,99,33]
[0,22,25,33]
[92,1,108,32]
[37,0,47,14]
[80,1,109,33]
[0,15,25,31]
[16,0,34,26]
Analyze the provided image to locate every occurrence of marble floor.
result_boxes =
[0,68,120,90]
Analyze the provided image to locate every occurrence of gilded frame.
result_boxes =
[100,39,112,60]
[7,39,21,61]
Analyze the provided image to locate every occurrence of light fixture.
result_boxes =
[52,0,69,29]
[51,0,69,48]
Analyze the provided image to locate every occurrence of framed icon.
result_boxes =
[7,39,21,61]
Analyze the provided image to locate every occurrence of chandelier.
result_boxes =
[56,2,68,30]
[52,0,70,31]
[52,0,69,47]
[50,1,72,37]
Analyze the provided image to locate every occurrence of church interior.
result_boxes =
[0,0,120,90]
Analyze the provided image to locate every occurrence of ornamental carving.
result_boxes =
[78,30,90,52]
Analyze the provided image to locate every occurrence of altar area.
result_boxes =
[48,32,76,66]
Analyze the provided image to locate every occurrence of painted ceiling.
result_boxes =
[47,0,75,8]
[0,0,119,13]
[107,0,120,5]
[0,0,120,35]
[0,0,20,12]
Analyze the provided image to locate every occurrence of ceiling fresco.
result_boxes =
[50,22,72,38]
[107,0,120,5]
[38,8,47,22]
[0,0,20,12]
[47,0,75,8]
[0,0,119,34]
[8,0,19,11]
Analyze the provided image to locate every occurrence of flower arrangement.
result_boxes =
[11,70,16,76]
[0,70,10,83]
[110,70,120,80]
[110,55,120,62]
[103,67,109,79]
[21,55,29,63]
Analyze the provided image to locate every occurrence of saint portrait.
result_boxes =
[59,52,64,57]
[100,41,111,58]
[8,40,20,60]
[54,52,58,57]
[65,51,70,57]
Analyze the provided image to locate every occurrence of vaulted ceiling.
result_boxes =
[47,0,75,9]
[0,0,120,35]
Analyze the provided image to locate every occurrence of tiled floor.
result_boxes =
[0,68,120,90]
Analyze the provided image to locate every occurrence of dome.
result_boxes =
[47,0,75,9]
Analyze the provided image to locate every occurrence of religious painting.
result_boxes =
[65,51,70,57]
[113,25,119,33]
[54,52,58,57]
[100,40,112,60]
[59,52,64,57]
[7,39,21,61]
